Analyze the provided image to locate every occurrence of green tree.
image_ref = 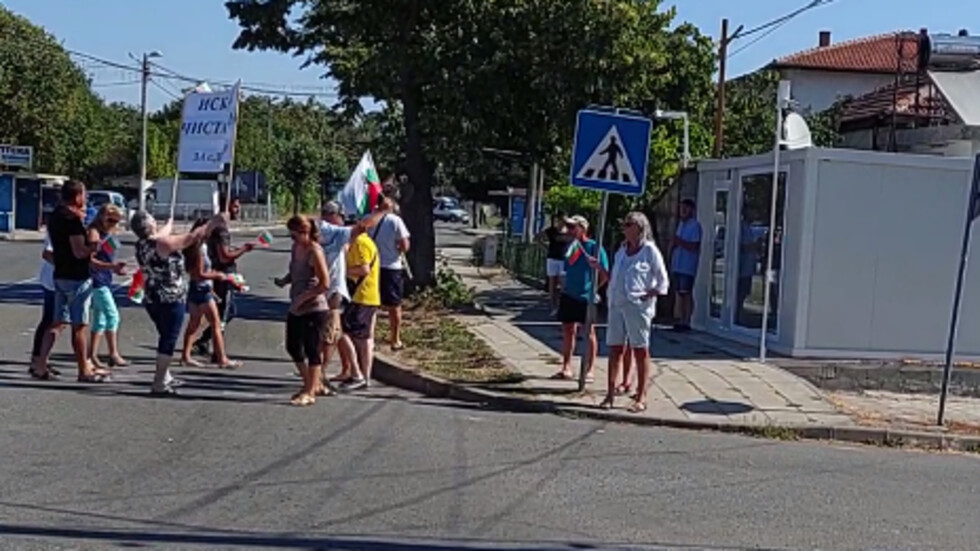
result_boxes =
[226,0,715,286]
[280,134,325,215]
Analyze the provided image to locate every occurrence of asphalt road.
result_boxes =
[2,224,980,550]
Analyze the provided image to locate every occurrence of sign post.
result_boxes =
[937,154,980,425]
[569,108,652,391]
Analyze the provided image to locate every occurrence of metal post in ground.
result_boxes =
[578,191,609,392]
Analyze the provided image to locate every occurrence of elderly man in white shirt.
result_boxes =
[591,211,669,413]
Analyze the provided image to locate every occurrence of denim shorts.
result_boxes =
[187,282,214,306]
[53,278,93,326]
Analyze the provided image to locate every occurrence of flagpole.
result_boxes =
[224,80,242,214]
[937,153,980,425]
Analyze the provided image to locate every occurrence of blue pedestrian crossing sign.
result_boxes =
[570,109,652,196]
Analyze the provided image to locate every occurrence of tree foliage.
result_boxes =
[225,0,716,286]
[723,69,843,158]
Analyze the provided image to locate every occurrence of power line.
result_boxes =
[728,0,839,58]
[150,78,181,101]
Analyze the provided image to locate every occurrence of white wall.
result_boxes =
[781,69,894,113]
[801,152,980,358]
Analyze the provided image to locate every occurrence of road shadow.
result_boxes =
[0,518,744,550]
[234,293,289,323]
[681,400,755,416]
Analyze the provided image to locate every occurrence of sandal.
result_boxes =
[598,397,614,410]
[627,400,647,414]
[29,368,59,381]
[78,372,111,384]
[109,357,129,368]
[550,371,574,380]
[216,359,243,370]
[179,358,204,368]
[290,393,316,407]
[616,383,632,396]
[391,342,405,351]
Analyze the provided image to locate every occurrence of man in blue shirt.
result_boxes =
[555,215,608,383]
[670,198,702,332]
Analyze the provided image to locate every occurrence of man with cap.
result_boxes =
[316,200,390,390]
[670,198,702,332]
[554,214,608,383]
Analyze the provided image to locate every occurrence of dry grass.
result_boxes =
[377,302,523,384]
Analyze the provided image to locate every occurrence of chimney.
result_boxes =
[958,28,969,37]
[819,31,831,47]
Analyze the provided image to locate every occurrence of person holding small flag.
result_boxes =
[131,210,226,396]
[554,215,608,383]
[86,204,128,371]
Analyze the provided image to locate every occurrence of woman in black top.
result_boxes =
[536,214,573,316]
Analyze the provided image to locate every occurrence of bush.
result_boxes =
[412,260,474,309]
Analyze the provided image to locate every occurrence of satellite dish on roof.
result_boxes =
[782,112,812,150]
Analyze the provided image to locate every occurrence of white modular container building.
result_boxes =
[695,147,980,360]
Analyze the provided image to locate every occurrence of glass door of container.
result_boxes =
[733,171,786,335]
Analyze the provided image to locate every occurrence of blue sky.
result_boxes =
[3,0,976,111]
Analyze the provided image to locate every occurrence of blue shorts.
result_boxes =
[187,282,214,306]
[672,273,695,294]
[53,278,93,326]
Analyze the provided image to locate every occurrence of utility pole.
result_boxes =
[712,19,730,158]
[136,51,161,213]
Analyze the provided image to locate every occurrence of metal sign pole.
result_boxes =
[759,81,789,362]
[937,154,980,425]
[578,191,609,392]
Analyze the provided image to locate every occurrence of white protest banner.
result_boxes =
[177,82,240,173]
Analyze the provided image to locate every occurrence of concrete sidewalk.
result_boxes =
[447,257,854,430]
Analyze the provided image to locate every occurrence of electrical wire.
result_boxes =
[727,0,839,58]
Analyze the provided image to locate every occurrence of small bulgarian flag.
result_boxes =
[101,235,119,256]
[338,151,383,218]
[128,270,145,304]
[565,240,584,265]
[255,230,273,247]
[227,273,249,292]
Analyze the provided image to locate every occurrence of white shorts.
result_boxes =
[606,303,654,348]
[546,258,565,278]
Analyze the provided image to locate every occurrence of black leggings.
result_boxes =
[286,311,327,365]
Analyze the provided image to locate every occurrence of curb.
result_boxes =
[372,354,980,452]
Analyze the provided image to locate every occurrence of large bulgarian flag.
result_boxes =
[338,150,383,218]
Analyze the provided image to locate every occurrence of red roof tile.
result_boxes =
[840,76,951,123]
[773,32,920,73]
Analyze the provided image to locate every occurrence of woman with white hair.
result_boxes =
[130,211,225,396]
[592,211,669,413]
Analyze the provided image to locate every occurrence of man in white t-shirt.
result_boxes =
[371,208,410,350]
[317,201,390,385]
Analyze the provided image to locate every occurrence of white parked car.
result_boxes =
[433,196,470,224]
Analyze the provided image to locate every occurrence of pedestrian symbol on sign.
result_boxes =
[575,125,638,186]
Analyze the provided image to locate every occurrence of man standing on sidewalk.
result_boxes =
[670,198,701,332]
[554,215,608,383]
[194,198,254,360]
[371,204,411,350]
[337,217,382,391]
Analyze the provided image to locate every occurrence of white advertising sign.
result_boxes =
[0,144,33,170]
[177,83,240,173]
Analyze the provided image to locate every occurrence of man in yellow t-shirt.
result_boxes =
[338,230,381,391]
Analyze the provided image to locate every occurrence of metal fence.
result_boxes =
[499,237,547,288]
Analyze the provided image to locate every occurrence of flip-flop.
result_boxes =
[290,393,316,407]
[627,401,647,414]
[179,358,205,368]
[216,360,243,370]
[598,397,614,410]
[77,373,111,384]
[550,371,574,380]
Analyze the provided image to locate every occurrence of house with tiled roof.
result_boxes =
[772,29,980,156]
[770,30,920,113]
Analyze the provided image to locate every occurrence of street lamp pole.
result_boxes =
[654,109,690,169]
[137,51,162,213]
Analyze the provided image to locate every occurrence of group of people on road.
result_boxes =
[29,180,255,396]
[275,197,410,406]
[30,180,128,383]
[537,200,701,413]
